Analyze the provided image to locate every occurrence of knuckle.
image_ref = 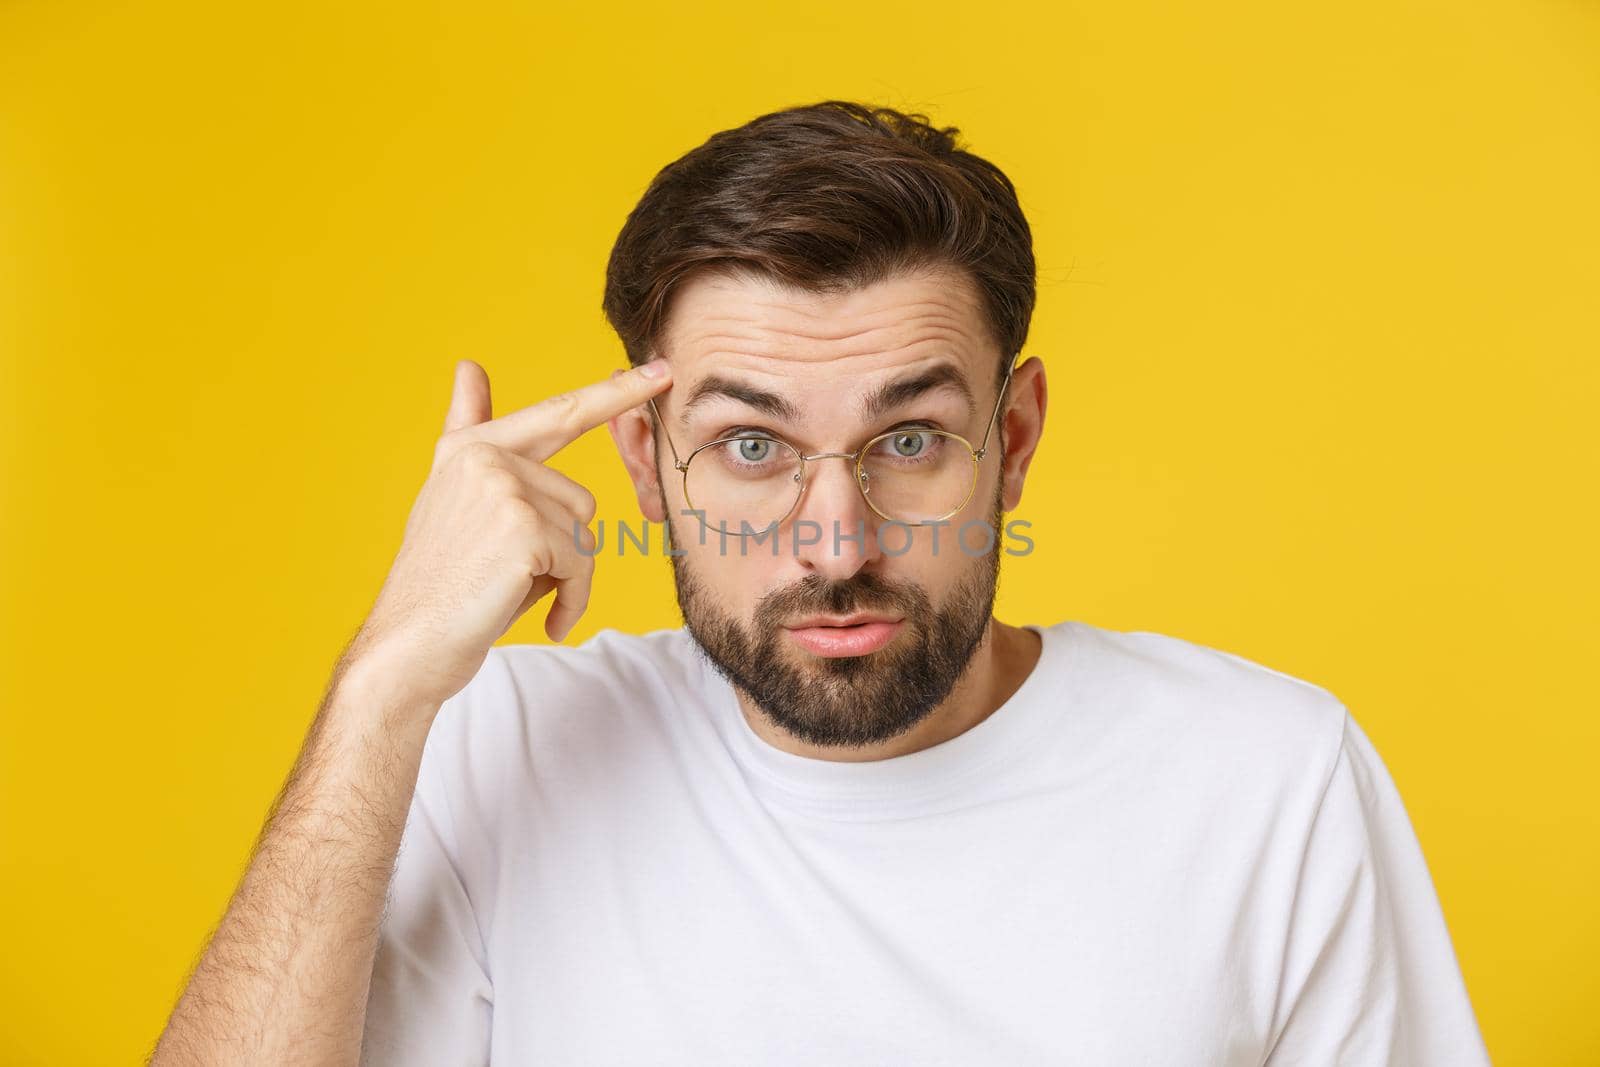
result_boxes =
[456,438,501,468]
[544,389,582,425]
[525,544,554,579]
[575,487,599,524]
[432,432,468,468]
[484,467,523,496]
[496,495,538,527]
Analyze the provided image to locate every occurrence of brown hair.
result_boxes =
[601,100,1035,392]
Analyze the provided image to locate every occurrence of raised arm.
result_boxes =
[149,357,672,1065]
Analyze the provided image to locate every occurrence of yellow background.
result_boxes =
[2,1,1596,1062]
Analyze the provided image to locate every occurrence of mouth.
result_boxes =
[782,614,906,658]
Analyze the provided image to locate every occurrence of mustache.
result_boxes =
[754,571,929,626]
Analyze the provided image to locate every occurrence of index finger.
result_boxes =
[473,360,672,461]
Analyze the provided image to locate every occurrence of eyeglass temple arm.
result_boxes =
[647,396,688,471]
[974,354,1019,460]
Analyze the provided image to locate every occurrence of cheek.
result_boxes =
[682,540,783,608]
[895,553,955,598]
[889,523,990,572]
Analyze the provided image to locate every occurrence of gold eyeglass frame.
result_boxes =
[646,354,1018,537]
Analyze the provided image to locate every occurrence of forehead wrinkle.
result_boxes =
[678,331,789,359]
[662,262,991,355]
[673,323,986,371]
[736,292,972,321]
[715,307,984,349]
[675,290,986,351]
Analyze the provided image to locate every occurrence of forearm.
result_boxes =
[151,657,438,1066]
[148,358,657,1063]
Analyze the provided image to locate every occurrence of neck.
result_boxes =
[733,616,1044,763]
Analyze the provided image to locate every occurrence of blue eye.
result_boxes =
[715,435,784,468]
[888,431,927,457]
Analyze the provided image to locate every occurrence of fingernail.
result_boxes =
[638,360,668,379]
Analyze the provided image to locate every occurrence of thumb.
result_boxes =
[444,359,493,433]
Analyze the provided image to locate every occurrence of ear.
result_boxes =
[996,357,1047,512]
[607,374,668,524]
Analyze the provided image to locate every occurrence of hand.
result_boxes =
[342,357,673,711]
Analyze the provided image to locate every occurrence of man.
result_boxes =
[152,101,1490,1065]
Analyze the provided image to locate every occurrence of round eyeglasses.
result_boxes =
[647,357,1016,538]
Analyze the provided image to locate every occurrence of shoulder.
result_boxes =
[484,625,702,708]
[1056,621,1350,800]
[414,626,702,807]
[442,624,697,717]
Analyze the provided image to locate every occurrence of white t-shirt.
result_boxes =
[361,620,1490,1066]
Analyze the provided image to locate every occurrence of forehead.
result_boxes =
[655,265,997,394]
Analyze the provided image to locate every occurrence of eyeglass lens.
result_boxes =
[682,429,976,535]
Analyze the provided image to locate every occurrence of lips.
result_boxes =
[782,615,906,657]
[784,612,902,629]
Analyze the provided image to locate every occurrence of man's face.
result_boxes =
[647,266,1012,749]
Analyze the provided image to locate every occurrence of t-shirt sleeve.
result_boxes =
[360,693,493,1067]
[1263,709,1491,1066]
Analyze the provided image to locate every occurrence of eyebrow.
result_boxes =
[680,376,801,426]
[860,362,976,422]
[678,361,977,428]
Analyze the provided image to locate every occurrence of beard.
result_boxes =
[663,484,1005,750]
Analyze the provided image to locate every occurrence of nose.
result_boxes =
[789,453,883,581]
